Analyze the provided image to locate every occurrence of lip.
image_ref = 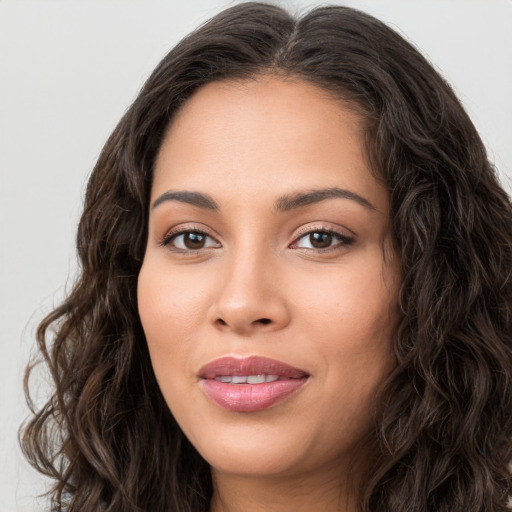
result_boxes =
[198,356,309,412]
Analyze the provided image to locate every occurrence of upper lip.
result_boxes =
[199,356,309,379]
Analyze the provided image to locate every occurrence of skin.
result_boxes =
[138,77,401,512]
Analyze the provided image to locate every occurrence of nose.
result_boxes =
[206,249,290,335]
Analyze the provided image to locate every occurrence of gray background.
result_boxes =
[1,1,511,510]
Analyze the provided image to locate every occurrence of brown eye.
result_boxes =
[183,232,207,249]
[309,232,332,249]
[292,229,354,251]
[165,230,220,251]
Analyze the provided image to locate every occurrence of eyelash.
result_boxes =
[159,227,218,252]
[159,226,355,253]
[290,227,355,252]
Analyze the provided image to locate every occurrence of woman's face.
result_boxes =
[138,78,401,479]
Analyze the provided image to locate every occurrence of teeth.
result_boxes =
[214,374,280,384]
[247,375,266,384]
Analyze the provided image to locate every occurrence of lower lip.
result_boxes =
[200,378,308,412]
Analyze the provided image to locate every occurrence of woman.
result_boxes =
[21,2,512,511]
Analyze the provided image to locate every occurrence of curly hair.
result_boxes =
[21,3,512,511]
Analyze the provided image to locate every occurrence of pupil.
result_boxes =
[310,232,332,248]
[184,232,205,249]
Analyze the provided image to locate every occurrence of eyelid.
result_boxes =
[159,224,221,250]
[157,223,355,253]
[289,225,355,251]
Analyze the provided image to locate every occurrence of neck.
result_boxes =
[209,464,362,512]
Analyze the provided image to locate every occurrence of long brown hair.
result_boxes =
[21,3,512,511]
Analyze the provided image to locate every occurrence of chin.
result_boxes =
[186,423,305,477]
[204,447,303,478]
[186,419,360,481]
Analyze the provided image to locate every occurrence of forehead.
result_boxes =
[153,77,387,214]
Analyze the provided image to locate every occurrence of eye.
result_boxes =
[292,229,354,250]
[162,230,220,251]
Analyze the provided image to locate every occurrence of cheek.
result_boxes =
[293,259,399,342]
[291,257,399,392]
[137,263,200,399]
[137,261,207,344]
[137,263,202,412]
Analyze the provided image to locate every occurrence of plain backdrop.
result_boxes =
[1,1,511,510]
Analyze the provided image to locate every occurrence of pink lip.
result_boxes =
[199,356,309,412]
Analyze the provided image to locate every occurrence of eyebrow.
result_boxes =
[152,191,219,211]
[274,187,376,212]
[151,187,376,212]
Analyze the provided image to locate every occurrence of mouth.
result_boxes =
[198,356,309,412]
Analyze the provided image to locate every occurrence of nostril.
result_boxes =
[213,317,274,330]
